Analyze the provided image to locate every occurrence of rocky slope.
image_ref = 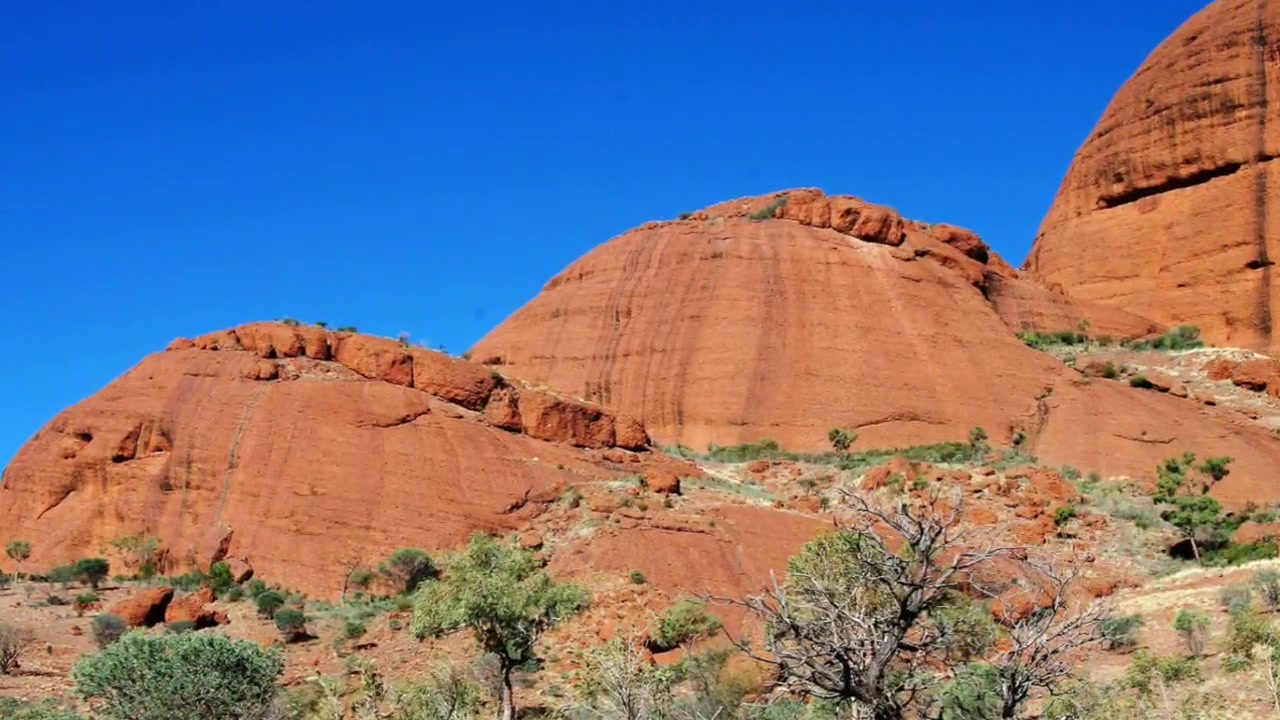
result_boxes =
[1027,0,1280,353]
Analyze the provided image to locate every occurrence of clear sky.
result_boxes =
[0,1,1211,467]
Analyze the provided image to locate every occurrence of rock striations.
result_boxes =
[1028,0,1280,353]
[0,323,656,596]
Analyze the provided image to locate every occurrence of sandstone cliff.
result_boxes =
[1028,0,1280,353]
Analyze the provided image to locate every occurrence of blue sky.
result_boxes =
[0,1,1210,466]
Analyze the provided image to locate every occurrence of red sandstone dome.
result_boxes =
[472,188,1280,506]
[1027,0,1280,353]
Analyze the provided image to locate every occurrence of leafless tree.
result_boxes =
[981,557,1112,719]
[709,486,1017,720]
[0,621,36,675]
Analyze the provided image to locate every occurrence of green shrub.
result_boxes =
[1101,614,1143,651]
[1101,361,1119,379]
[167,570,205,592]
[273,609,307,642]
[73,593,98,617]
[1128,375,1154,389]
[827,428,855,455]
[72,631,284,720]
[649,600,722,652]
[336,326,358,333]
[380,548,436,595]
[1219,584,1253,615]
[678,212,693,220]
[280,318,300,327]
[343,621,366,640]
[91,615,128,649]
[748,195,789,221]
[206,562,235,597]
[0,699,84,720]
[630,570,647,585]
[938,663,1000,720]
[1053,504,1078,527]
[1224,609,1279,658]
[223,585,244,602]
[244,579,267,598]
[166,620,196,634]
[73,558,109,590]
[1173,610,1210,657]
[1128,326,1204,351]
[47,565,75,586]
[255,590,285,619]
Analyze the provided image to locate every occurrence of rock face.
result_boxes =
[0,323,656,597]
[472,189,1153,452]
[1027,0,1280,353]
[472,189,1280,507]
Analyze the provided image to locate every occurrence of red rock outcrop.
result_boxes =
[164,587,227,629]
[107,586,174,627]
[0,323,656,597]
[1027,0,1280,353]
[472,189,1280,507]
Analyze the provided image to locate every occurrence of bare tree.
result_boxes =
[0,621,36,675]
[981,558,1111,719]
[570,632,676,720]
[710,486,1016,720]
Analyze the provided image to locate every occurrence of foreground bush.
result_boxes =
[72,631,284,720]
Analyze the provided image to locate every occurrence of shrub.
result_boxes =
[1220,584,1253,615]
[1203,539,1279,566]
[1131,325,1204,351]
[255,590,285,619]
[73,558,109,590]
[748,195,789,221]
[1100,361,1119,379]
[827,428,855,455]
[938,663,1000,720]
[380,548,436,595]
[91,615,128,650]
[47,565,75,586]
[0,622,35,676]
[344,621,367,640]
[166,621,196,634]
[1128,375,1154,389]
[1173,610,1210,657]
[0,699,84,720]
[1100,614,1143,651]
[336,326,358,333]
[72,631,284,720]
[1256,569,1280,612]
[224,585,244,602]
[206,562,235,597]
[273,608,307,642]
[649,600,722,652]
[1053,504,1078,527]
[73,593,98,617]
[1224,609,1279,658]
[630,570,647,585]
[678,212,693,220]
[244,579,267,598]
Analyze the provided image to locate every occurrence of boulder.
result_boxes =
[107,586,174,628]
